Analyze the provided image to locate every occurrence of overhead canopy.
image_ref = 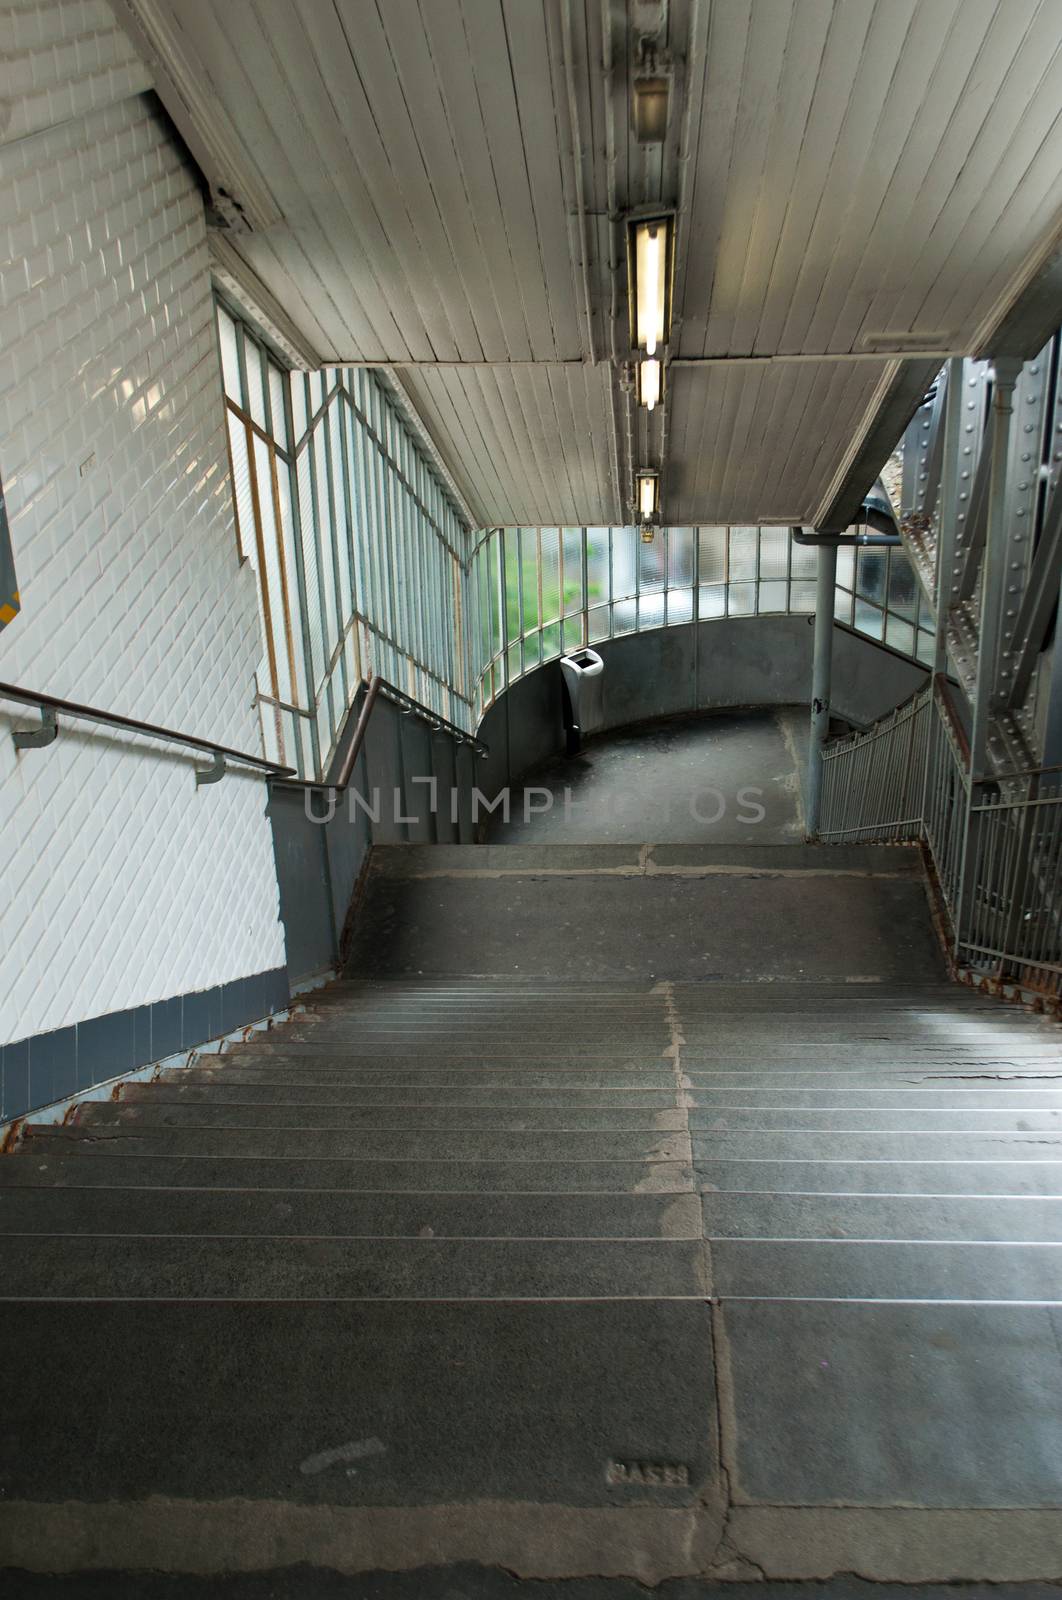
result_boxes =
[121,0,1062,528]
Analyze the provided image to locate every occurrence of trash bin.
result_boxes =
[560,648,604,757]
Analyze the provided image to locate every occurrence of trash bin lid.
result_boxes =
[561,648,604,675]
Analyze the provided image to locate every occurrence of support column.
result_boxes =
[1041,572,1062,767]
[806,540,838,839]
[932,357,965,676]
[970,358,1022,779]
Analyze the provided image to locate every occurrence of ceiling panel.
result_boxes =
[399,362,620,526]
[121,0,1062,529]
[676,0,1062,360]
[664,359,895,525]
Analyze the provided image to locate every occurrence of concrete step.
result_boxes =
[701,1191,1062,1242]
[711,1238,1062,1300]
[343,867,944,982]
[29,1125,692,1163]
[77,1102,689,1133]
[0,1235,709,1300]
[0,1149,696,1193]
[183,1064,680,1087]
[0,1187,702,1239]
[681,1069,1062,1087]
[237,1036,1060,1061]
[687,1107,1062,1131]
[695,1159,1062,1195]
[128,1080,1062,1110]
[688,1087,1062,1107]
[76,1101,1062,1134]
[690,1130,1062,1161]
[719,1298,1062,1504]
[366,841,925,876]
[121,1081,682,1108]
[0,1298,722,1577]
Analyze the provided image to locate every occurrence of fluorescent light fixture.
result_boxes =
[627,215,674,356]
[637,469,659,522]
[637,357,663,410]
[632,75,670,143]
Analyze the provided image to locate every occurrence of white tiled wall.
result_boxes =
[0,5,287,1045]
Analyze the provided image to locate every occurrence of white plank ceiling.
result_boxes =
[120,0,1062,527]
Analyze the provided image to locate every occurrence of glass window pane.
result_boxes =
[562,527,583,614]
[667,587,694,623]
[885,615,915,656]
[639,591,666,628]
[917,628,934,665]
[758,580,787,613]
[790,538,817,578]
[854,598,884,639]
[759,528,789,580]
[834,587,853,623]
[269,364,288,451]
[226,412,255,565]
[253,437,292,701]
[728,581,756,616]
[291,374,307,441]
[668,527,694,588]
[523,630,542,672]
[856,547,887,604]
[587,528,610,606]
[520,528,540,634]
[698,527,727,584]
[638,535,666,593]
[789,579,817,614]
[611,527,637,598]
[217,307,241,402]
[612,597,637,634]
[506,640,521,684]
[588,603,610,642]
[835,546,856,589]
[247,345,267,431]
[541,619,561,659]
[561,615,583,650]
[887,550,918,619]
[729,527,758,581]
[504,532,521,641]
[540,527,561,622]
[698,583,726,617]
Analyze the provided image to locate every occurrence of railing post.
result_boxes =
[806,540,838,839]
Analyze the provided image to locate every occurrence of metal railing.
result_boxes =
[0,681,295,785]
[820,680,1062,999]
[270,674,488,794]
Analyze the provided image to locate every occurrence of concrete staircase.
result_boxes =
[1,844,1061,1585]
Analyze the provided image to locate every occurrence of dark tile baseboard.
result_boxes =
[0,966,290,1123]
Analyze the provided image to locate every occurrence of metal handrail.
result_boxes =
[272,674,489,793]
[0,680,294,777]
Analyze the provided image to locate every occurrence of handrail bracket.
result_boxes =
[13,706,58,750]
[195,751,227,788]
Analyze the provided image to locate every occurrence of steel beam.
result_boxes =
[970,359,1023,779]
[933,359,965,674]
[813,359,942,533]
[1006,475,1062,709]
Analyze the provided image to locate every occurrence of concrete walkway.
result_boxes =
[485,708,809,845]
